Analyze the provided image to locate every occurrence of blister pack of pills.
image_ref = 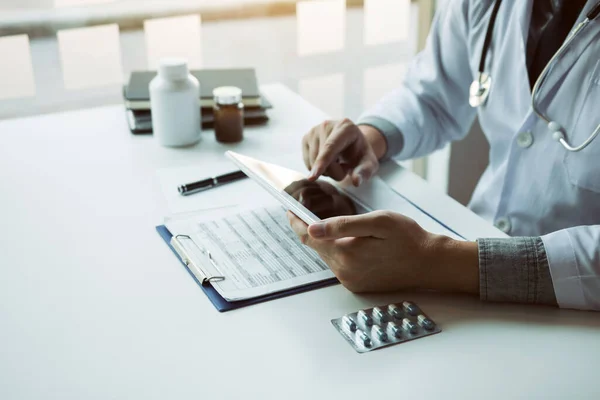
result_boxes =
[331,301,441,353]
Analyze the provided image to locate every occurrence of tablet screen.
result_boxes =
[283,179,356,219]
[227,152,356,219]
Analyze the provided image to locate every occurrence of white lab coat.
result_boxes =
[360,0,600,310]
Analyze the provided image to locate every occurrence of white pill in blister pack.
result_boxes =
[355,329,372,348]
[417,314,435,331]
[372,306,388,324]
[357,309,373,327]
[371,325,388,342]
[387,321,402,338]
[331,301,441,353]
[402,301,420,316]
[387,304,402,319]
[402,318,417,334]
[343,315,357,332]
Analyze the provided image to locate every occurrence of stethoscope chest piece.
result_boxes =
[469,72,492,108]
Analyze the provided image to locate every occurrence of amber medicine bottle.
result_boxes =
[213,86,244,143]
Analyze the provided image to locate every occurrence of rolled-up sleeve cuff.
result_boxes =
[477,237,557,306]
[357,116,404,161]
[541,230,587,310]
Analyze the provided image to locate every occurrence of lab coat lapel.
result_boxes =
[516,0,532,61]
[512,1,534,100]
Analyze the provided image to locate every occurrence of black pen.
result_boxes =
[178,170,247,196]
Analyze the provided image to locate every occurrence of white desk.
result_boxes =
[1,84,599,400]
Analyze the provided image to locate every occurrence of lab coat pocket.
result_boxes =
[564,59,600,193]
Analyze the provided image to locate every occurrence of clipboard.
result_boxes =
[156,225,339,312]
[155,154,465,312]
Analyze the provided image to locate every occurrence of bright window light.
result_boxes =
[0,35,36,100]
[296,0,346,56]
[144,14,203,70]
[54,0,118,8]
[57,24,124,90]
[364,0,410,46]
[298,73,345,119]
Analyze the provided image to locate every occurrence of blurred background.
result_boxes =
[0,0,488,203]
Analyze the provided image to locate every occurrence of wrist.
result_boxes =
[358,124,387,160]
[425,235,479,295]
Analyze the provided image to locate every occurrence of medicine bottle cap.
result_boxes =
[213,86,243,105]
[158,58,189,81]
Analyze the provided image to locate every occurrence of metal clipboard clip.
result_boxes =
[170,234,225,285]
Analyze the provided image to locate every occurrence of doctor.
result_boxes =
[288,0,600,311]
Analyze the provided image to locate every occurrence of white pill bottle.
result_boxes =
[150,58,201,147]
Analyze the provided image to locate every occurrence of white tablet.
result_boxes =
[226,151,359,225]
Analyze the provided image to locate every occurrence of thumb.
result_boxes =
[351,154,378,186]
[307,212,391,240]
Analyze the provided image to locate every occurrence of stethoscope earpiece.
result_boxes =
[552,131,565,142]
[548,121,565,142]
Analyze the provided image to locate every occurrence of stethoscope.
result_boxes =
[470,0,600,152]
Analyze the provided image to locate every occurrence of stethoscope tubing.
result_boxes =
[530,15,600,152]
[474,0,600,152]
[478,0,503,75]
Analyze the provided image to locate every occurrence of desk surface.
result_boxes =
[1,84,599,400]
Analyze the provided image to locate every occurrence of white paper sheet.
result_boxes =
[166,205,335,301]
[161,165,463,302]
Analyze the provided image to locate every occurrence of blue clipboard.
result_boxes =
[156,225,339,312]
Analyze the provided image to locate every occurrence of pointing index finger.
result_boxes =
[309,125,352,181]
